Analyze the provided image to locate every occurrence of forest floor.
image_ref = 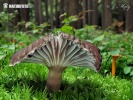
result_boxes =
[0,31,133,100]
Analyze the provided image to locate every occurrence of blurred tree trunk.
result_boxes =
[82,0,86,27]
[7,0,21,27]
[102,0,112,29]
[34,0,44,25]
[68,0,80,28]
[92,0,98,25]
[60,0,64,15]
[115,0,124,21]
[87,0,92,25]
[68,0,79,23]
[63,0,69,14]
[0,0,3,12]
[20,0,29,21]
[126,0,133,32]
[55,0,58,27]
[59,0,80,28]
[60,0,68,27]
[44,0,48,22]
[50,0,54,29]
[63,0,81,28]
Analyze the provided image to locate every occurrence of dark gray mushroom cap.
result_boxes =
[10,32,102,72]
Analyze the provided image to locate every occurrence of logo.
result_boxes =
[3,3,8,8]
[3,3,31,8]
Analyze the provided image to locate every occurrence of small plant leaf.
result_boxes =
[32,29,38,34]
[0,55,6,60]
[130,71,133,76]
[25,22,32,28]
[93,35,104,42]
[0,44,8,48]
[86,39,93,43]
[60,25,73,34]
[59,12,67,19]
[109,49,120,56]
[8,44,15,50]
[124,67,131,74]
[0,51,4,55]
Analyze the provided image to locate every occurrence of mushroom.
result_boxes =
[111,54,121,76]
[10,32,102,91]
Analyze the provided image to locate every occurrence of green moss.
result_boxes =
[0,31,133,99]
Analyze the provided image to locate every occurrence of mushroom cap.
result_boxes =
[10,32,102,72]
[111,54,121,59]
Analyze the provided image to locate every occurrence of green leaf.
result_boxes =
[0,55,5,60]
[0,51,4,55]
[70,16,78,22]
[109,49,120,56]
[0,44,8,48]
[93,35,104,42]
[85,25,95,31]
[41,22,50,27]
[25,22,32,28]
[130,71,133,76]
[60,25,73,34]
[8,44,15,50]
[98,46,104,50]
[32,29,38,34]
[104,70,108,73]
[124,67,131,74]
[60,12,67,19]
[86,39,93,43]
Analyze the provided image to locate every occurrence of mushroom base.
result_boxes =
[46,67,66,91]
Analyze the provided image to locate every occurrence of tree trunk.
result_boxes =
[44,0,48,22]
[125,0,133,32]
[60,0,64,15]
[34,0,44,25]
[55,0,58,27]
[50,0,54,29]
[87,0,92,25]
[0,0,3,12]
[82,0,86,27]
[68,0,79,17]
[68,0,80,28]
[102,0,112,29]
[63,0,69,14]
[92,0,98,25]
[59,0,63,27]
[60,0,81,28]
[7,0,21,30]
[20,0,29,21]
[115,0,124,21]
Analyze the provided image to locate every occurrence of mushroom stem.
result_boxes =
[112,57,117,76]
[46,67,66,91]
[111,54,121,76]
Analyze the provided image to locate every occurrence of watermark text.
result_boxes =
[3,3,31,8]
[106,4,130,11]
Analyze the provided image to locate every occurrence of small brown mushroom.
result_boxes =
[111,54,121,76]
[10,32,102,91]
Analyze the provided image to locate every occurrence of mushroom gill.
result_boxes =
[10,32,102,91]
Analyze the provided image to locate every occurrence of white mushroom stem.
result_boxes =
[46,67,66,91]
